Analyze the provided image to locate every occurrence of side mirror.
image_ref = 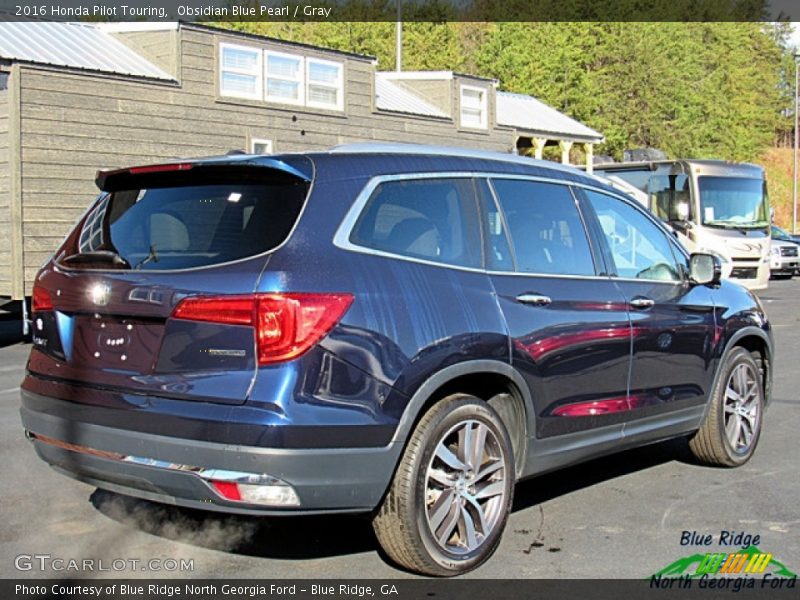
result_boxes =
[689,252,722,286]
[671,220,689,234]
[676,200,690,221]
[668,198,691,233]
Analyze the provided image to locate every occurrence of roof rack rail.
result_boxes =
[328,142,584,174]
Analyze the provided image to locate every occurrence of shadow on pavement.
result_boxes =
[90,438,694,561]
[512,437,694,513]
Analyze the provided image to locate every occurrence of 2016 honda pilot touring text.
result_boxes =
[20,144,772,576]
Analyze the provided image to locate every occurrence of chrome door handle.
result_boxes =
[630,296,655,309]
[516,293,552,307]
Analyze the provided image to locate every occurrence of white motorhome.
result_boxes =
[593,160,770,290]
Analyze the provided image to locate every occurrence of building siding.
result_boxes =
[114,29,179,79]
[0,84,10,296]
[394,79,453,116]
[12,25,516,296]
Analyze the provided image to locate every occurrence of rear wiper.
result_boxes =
[61,250,131,268]
[134,245,159,270]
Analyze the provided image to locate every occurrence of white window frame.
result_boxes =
[250,137,274,154]
[219,43,263,101]
[460,84,488,130]
[264,50,305,106]
[218,43,345,112]
[306,57,344,111]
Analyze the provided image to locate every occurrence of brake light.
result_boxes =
[172,293,353,365]
[208,477,300,506]
[210,481,242,501]
[32,283,53,312]
[128,163,193,175]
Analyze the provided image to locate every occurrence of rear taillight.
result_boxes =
[32,283,53,312]
[172,293,353,366]
[254,294,354,365]
[172,296,254,326]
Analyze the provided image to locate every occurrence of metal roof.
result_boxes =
[496,91,604,143]
[0,20,175,81]
[375,75,450,119]
[185,22,376,62]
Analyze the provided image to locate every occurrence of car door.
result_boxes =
[482,178,632,439]
[580,188,716,436]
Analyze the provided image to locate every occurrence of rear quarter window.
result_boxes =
[349,177,482,269]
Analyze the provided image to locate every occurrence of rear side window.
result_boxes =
[490,179,595,276]
[59,167,308,271]
[350,178,482,268]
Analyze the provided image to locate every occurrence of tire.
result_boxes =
[373,394,514,576]
[689,347,764,467]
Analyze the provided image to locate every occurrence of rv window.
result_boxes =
[648,173,690,221]
[698,177,769,229]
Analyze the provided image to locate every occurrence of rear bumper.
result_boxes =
[20,389,401,515]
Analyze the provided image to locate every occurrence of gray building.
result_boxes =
[0,20,603,302]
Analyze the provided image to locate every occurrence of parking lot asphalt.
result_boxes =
[0,279,797,580]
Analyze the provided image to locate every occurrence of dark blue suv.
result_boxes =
[20,144,773,575]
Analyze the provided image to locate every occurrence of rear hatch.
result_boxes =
[28,157,312,405]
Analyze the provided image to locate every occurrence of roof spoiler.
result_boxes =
[96,157,312,190]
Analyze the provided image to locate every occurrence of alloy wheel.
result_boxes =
[723,362,761,454]
[424,419,507,555]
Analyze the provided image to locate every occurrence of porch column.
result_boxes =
[559,140,573,165]
[584,142,594,174]
[532,137,547,160]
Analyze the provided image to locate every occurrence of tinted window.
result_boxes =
[477,179,513,272]
[585,190,683,282]
[490,179,595,275]
[61,169,308,270]
[350,178,481,268]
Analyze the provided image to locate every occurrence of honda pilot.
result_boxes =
[20,144,773,576]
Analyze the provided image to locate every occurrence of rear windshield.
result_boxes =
[58,166,309,271]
